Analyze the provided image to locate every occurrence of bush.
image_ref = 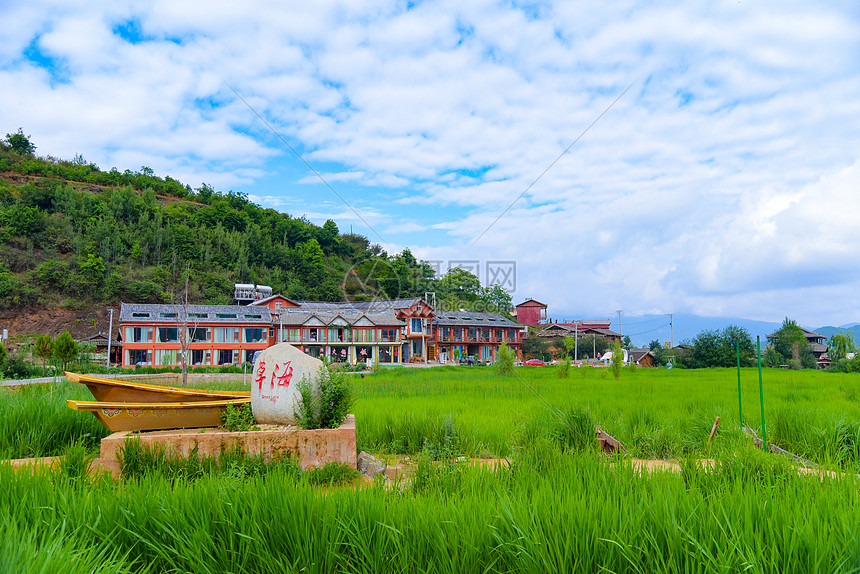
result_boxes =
[610,340,623,381]
[221,403,257,432]
[556,356,570,378]
[495,341,515,375]
[3,353,34,379]
[294,367,354,430]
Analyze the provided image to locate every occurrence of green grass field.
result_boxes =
[352,366,860,468]
[1,366,858,572]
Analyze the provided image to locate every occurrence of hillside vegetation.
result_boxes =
[0,130,441,309]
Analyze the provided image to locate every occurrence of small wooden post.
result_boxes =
[596,425,627,454]
[708,416,720,444]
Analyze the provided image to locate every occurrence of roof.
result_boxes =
[120,303,272,324]
[516,298,547,308]
[433,311,520,328]
[628,348,654,363]
[766,326,826,341]
[275,309,404,327]
[248,293,300,307]
[536,324,621,338]
[293,298,433,313]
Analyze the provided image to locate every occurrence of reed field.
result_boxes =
[1,366,859,573]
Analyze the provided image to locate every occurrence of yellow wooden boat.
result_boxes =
[66,398,251,432]
[65,372,250,403]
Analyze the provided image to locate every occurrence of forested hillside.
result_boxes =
[0,129,441,309]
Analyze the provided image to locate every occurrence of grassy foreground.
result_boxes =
[1,367,858,572]
[2,445,859,573]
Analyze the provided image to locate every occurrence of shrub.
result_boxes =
[556,356,571,378]
[305,462,360,486]
[3,353,33,379]
[221,403,257,432]
[610,340,623,381]
[495,341,515,375]
[294,367,354,430]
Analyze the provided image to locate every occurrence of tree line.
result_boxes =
[0,130,510,312]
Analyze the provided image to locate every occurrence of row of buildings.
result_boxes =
[119,294,524,368]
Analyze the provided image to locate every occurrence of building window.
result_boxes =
[191,349,210,366]
[214,327,240,343]
[156,327,179,343]
[159,313,177,319]
[131,312,150,318]
[275,302,282,309]
[217,349,238,365]
[126,349,151,366]
[411,318,423,333]
[381,328,397,342]
[379,346,392,363]
[329,346,349,362]
[154,349,179,366]
[357,346,373,362]
[189,313,208,319]
[328,328,347,343]
[188,327,210,343]
[215,313,237,319]
[244,328,265,343]
[124,326,153,343]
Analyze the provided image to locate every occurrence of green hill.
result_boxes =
[0,131,437,310]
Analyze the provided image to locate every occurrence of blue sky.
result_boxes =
[3,1,860,337]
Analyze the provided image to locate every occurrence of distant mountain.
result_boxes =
[603,314,782,348]
[838,322,860,329]
[815,325,860,342]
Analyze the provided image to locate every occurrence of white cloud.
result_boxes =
[2,0,860,325]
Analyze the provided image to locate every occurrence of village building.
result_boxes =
[433,310,522,363]
[536,321,621,343]
[514,299,547,327]
[119,303,272,368]
[119,295,521,368]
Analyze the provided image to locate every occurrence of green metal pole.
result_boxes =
[736,338,743,426]
[757,336,767,450]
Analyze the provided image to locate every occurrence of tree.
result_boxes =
[622,335,632,349]
[479,284,513,313]
[34,334,52,376]
[4,128,36,155]
[0,343,6,367]
[688,326,754,368]
[770,318,814,369]
[495,341,514,375]
[563,336,575,359]
[828,332,854,363]
[52,331,78,370]
[437,268,481,303]
[610,339,624,381]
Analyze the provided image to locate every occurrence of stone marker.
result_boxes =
[251,343,325,425]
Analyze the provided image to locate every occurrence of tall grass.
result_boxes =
[0,447,857,573]
[0,381,109,458]
[353,367,860,469]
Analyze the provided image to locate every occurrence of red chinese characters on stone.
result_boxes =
[255,360,267,390]
[270,361,293,389]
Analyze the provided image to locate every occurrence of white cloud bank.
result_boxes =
[1,0,859,325]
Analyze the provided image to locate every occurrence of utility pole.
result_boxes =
[669,313,674,348]
[574,320,578,363]
[616,310,623,336]
[105,308,113,369]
